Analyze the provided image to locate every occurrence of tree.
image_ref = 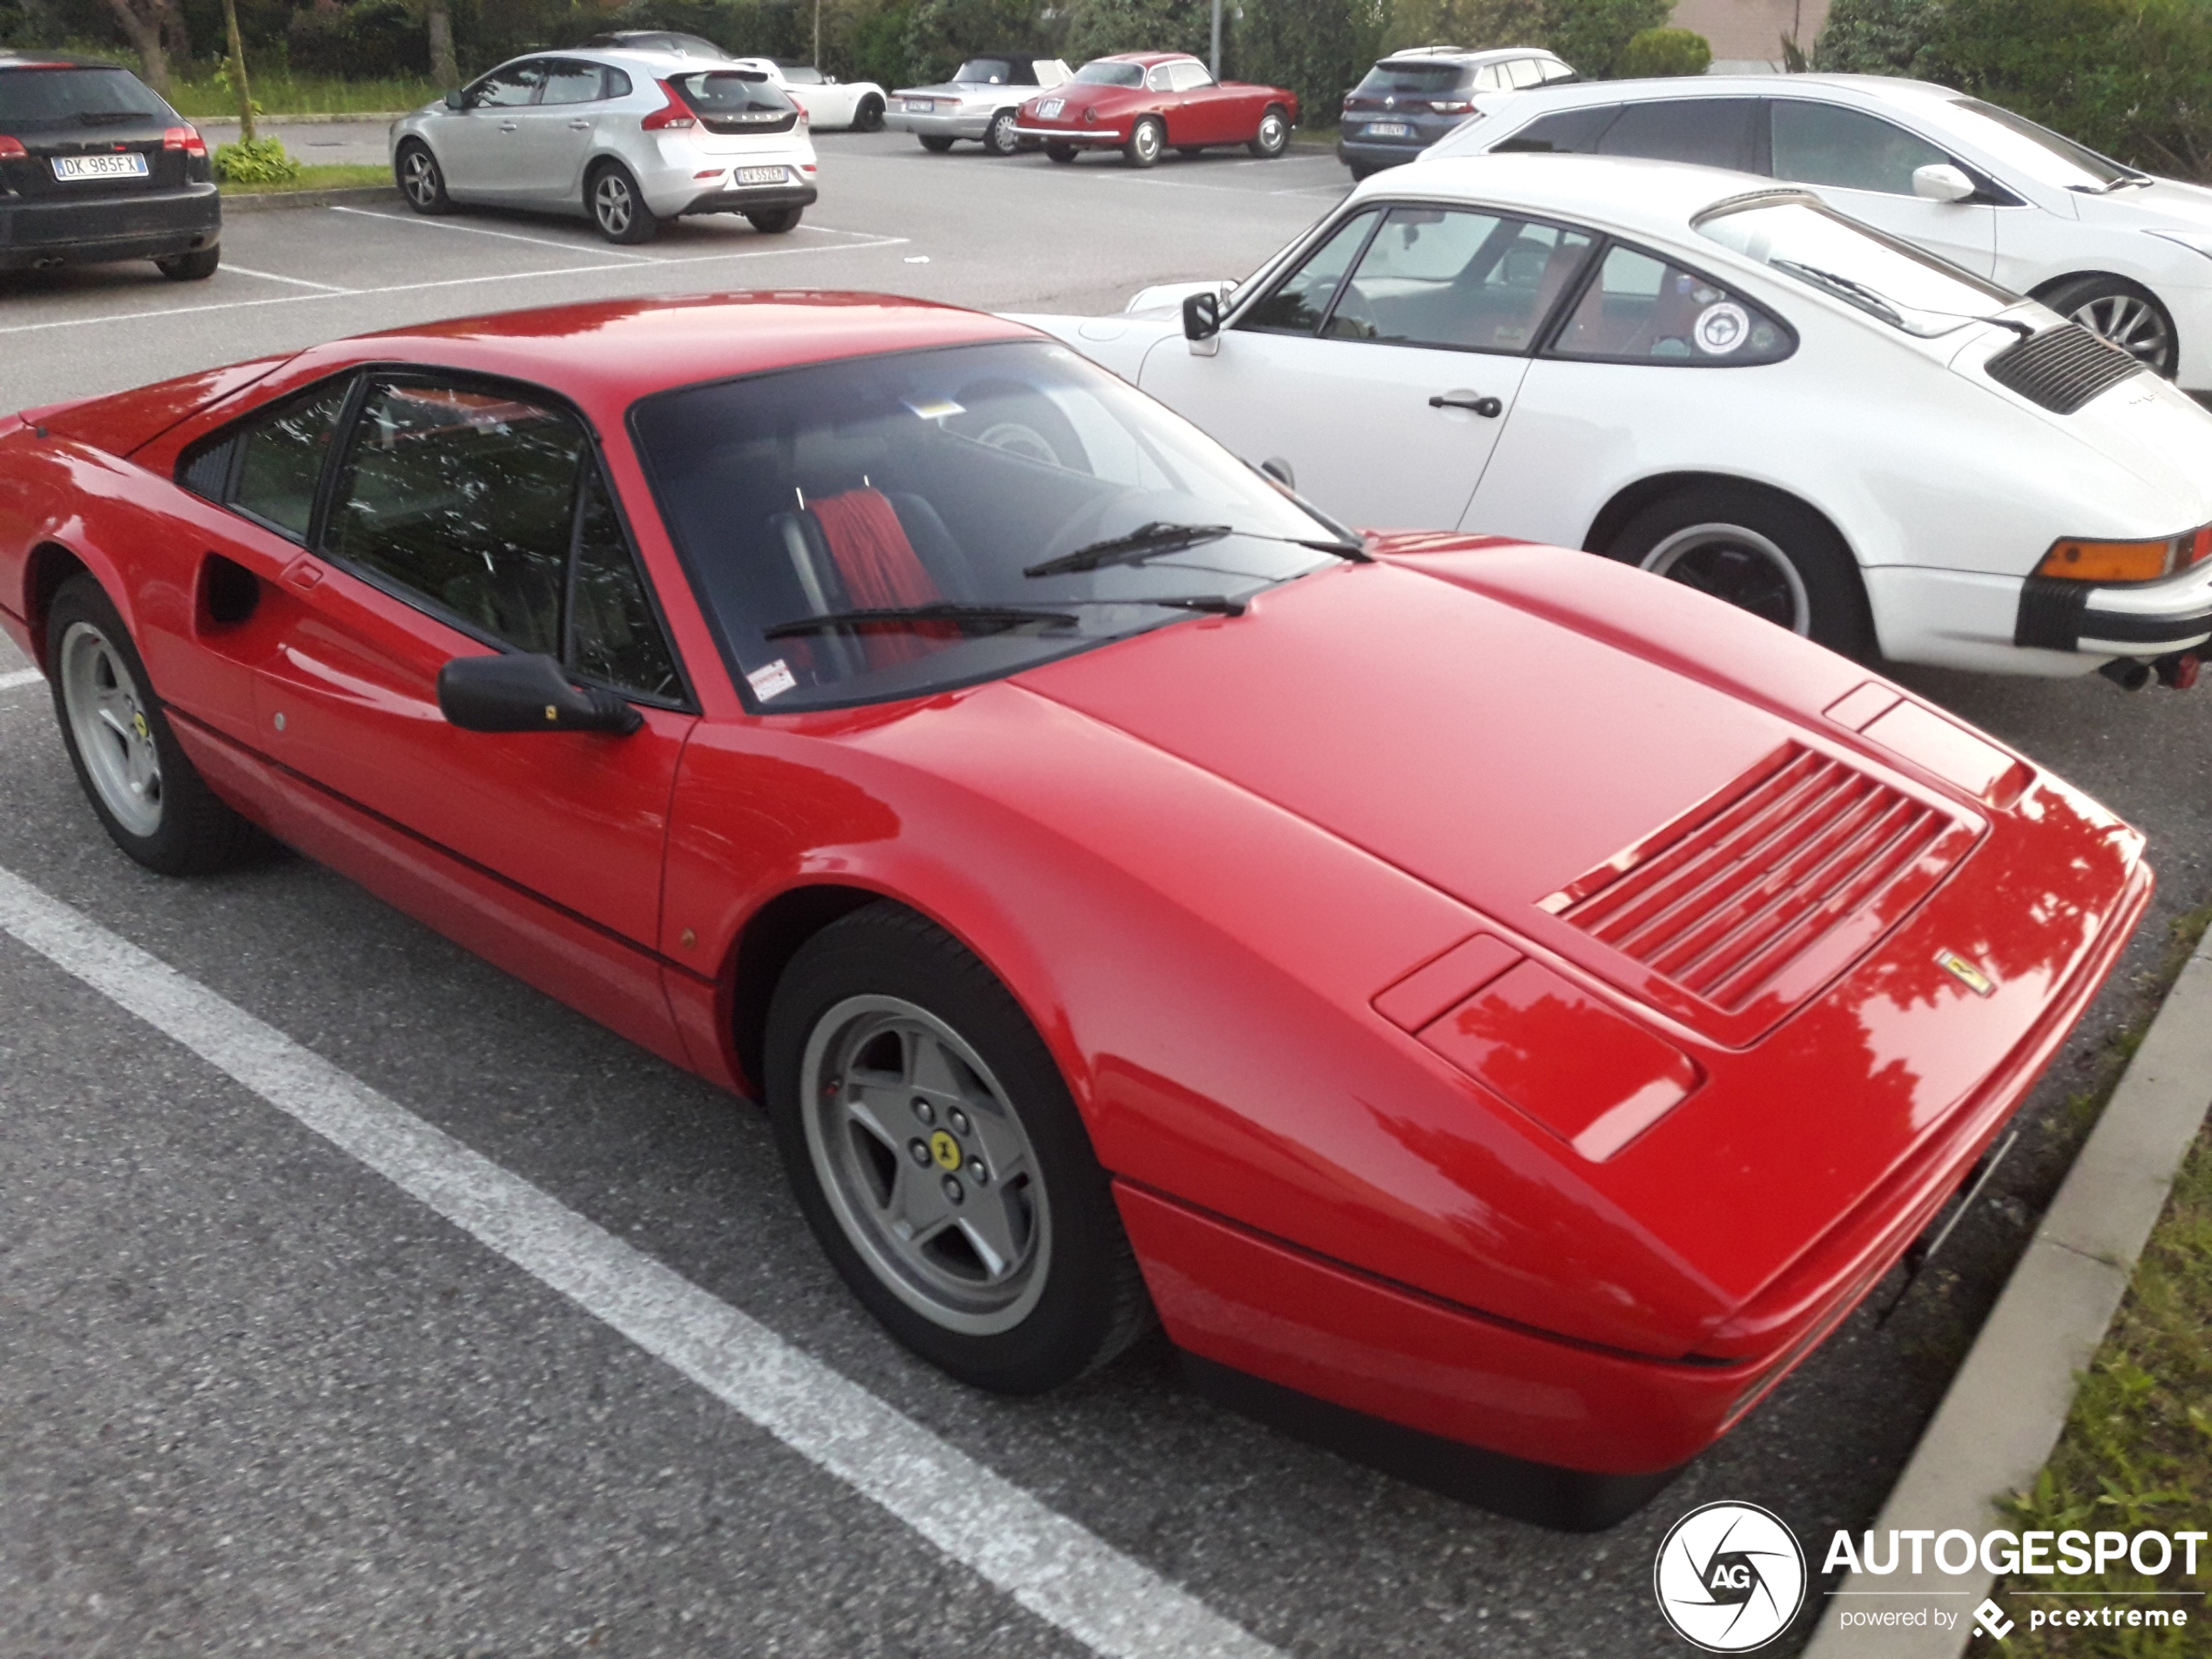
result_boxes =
[1380,0,1545,54]
[103,0,189,91]
[1062,0,1209,62]
[428,0,458,87]
[1542,0,1666,77]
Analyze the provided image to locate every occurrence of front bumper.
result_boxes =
[1012,125,1124,146]
[0,183,220,270]
[887,106,992,140]
[2015,561,2212,655]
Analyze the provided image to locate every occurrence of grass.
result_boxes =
[167,71,437,118]
[219,162,393,195]
[1981,901,2212,1656]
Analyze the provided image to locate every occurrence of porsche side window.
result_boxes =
[1325,208,1595,354]
[570,467,682,699]
[181,381,352,541]
[1770,101,1952,196]
[1239,210,1378,334]
[1548,243,1793,364]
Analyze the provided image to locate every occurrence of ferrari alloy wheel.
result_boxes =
[589,162,657,245]
[1249,105,1289,158]
[46,574,258,875]
[396,140,452,215]
[855,93,885,132]
[1124,116,1163,168]
[1606,484,1875,660]
[984,109,1020,156]
[766,903,1151,1391]
[2040,275,2178,377]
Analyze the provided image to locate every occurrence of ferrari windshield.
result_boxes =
[632,341,1342,711]
[1073,60,1144,87]
[1696,195,2015,337]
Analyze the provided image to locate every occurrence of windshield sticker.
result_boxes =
[904,397,965,421]
[746,658,798,701]
[1694,301,1750,355]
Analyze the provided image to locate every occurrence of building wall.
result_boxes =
[1668,0,1830,64]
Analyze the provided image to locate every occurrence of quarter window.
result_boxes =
[1325,207,1595,353]
[1497,104,1618,152]
[1548,244,1792,363]
[226,382,352,539]
[1770,101,1952,196]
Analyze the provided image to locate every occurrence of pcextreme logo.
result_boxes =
[1654,1501,1809,1651]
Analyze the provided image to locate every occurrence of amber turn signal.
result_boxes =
[2037,523,2212,583]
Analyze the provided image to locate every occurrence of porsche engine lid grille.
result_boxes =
[1983,322,2143,415]
[1540,745,1973,1018]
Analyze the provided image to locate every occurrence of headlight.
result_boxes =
[2146,228,2212,262]
[2037,523,2212,583]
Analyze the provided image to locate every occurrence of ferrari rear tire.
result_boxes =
[746,206,803,233]
[1045,143,1077,164]
[1604,484,1874,660]
[588,160,658,244]
[395,138,453,215]
[1249,105,1290,158]
[855,93,885,132]
[765,902,1152,1393]
[983,109,1021,156]
[46,574,260,876]
[1124,116,1164,168]
[919,134,955,153]
[155,246,220,281]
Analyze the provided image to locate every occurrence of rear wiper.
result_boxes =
[1768,258,1904,327]
[1024,521,1231,577]
[763,603,1078,638]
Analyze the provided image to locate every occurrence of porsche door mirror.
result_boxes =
[1184,289,1223,356]
[444,88,468,111]
[437,652,643,735]
[1912,163,1976,203]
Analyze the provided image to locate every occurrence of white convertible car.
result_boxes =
[729,57,887,131]
[1013,153,2212,683]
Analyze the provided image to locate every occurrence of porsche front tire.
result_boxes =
[46,573,260,876]
[765,902,1152,1393]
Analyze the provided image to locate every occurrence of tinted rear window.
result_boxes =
[671,71,795,113]
[0,66,174,128]
[1596,98,1758,171]
[1358,61,1468,94]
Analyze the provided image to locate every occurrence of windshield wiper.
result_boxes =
[1024,521,1233,577]
[2073,174,2152,192]
[763,603,1078,638]
[1768,258,1905,327]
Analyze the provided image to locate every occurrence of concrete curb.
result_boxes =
[1799,934,2212,1658]
[192,111,412,126]
[220,185,400,213]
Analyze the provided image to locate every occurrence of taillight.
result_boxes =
[162,125,207,157]
[2037,523,2212,583]
[1430,98,1472,113]
[796,106,810,127]
[642,80,698,131]
[0,134,28,159]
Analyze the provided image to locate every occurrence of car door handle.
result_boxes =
[1429,391,1503,417]
[567,119,591,129]
[499,120,518,132]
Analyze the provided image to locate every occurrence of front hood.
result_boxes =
[2087,175,2212,233]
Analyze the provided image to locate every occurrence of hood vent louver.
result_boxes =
[1983,322,2144,415]
[1541,745,1973,1022]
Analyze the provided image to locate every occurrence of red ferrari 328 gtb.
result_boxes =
[0,294,2148,1527]
[1013,52,1298,167]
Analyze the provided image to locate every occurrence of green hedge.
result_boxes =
[1619,23,1709,75]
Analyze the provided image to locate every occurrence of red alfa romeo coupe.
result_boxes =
[0,295,2148,1527]
[1013,52,1297,166]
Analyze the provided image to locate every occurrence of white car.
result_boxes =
[888,54,1072,155]
[389,47,818,243]
[1013,153,2212,682]
[729,57,887,131]
[1423,73,2212,398]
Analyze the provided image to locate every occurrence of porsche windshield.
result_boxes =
[1696,196,2015,337]
[631,341,1343,711]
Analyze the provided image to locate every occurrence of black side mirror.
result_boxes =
[437,652,643,735]
[1183,289,1222,342]
[444,88,468,111]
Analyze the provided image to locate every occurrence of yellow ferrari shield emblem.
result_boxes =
[929,1130,961,1171]
[1936,949,1996,997]
[132,711,148,739]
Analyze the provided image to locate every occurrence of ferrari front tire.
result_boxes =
[1124,116,1163,168]
[765,902,1152,1393]
[47,573,259,876]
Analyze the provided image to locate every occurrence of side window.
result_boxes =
[1597,98,1758,170]
[1548,243,1793,363]
[1505,57,1545,89]
[206,381,353,539]
[1474,64,1507,91]
[1537,59,1577,83]
[1168,61,1213,91]
[570,469,682,698]
[1325,207,1595,352]
[1771,101,1953,195]
[469,61,546,108]
[1496,104,1618,152]
[1240,210,1378,334]
[538,60,605,105]
[1146,64,1175,92]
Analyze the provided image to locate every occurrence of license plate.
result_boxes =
[904,98,934,112]
[737,165,786,185]
[1037,98,1063,118]
[51,152,148,181]
[1365,121,1411,138]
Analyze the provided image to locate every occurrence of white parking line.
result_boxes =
[0,864,1284,1659]
[0,233,910,338]
[220,262,358,293]
[330,204,662,262]
[0,668,43,691]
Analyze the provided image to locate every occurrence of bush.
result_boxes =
[212,133,301,182]
[1811,0,1943,73]
[1618,22,1706,73]
[1543,0,1667,77]
[1062,0,1210,64]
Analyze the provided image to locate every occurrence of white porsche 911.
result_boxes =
[1014,153,2212,684]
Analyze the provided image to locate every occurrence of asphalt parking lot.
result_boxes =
[4,128,2212,1657]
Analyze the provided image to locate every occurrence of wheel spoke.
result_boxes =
[956,1192,1024,1282]
[887,1156,956,1244]
[907,1031,964,1099]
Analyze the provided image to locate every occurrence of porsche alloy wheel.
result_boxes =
[589,163,657,245]
[1641,523,1811,636]
[1249,106,1289,158]
[60,617,163,840]
[766,903,1151,1391]
[1124,117,1163,168]
[396,140,451,215]
[2041,275,2179,377]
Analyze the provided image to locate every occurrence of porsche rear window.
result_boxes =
[0,65,173,128]
[671,71,795,113]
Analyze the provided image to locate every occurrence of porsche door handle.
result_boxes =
[499,120,519,132]
[1429,391,1503,417]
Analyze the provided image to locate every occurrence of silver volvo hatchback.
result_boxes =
[389,47,819,243]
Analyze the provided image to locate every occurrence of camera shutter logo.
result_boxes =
[1653,1501,1806,1651]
